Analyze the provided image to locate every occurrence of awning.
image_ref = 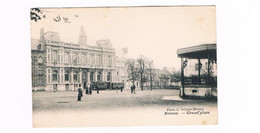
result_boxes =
[177,44,216,60]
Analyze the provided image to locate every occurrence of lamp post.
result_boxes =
[196,59,202,84]
[180,58,188,98]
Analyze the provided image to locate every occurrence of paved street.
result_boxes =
[33,89,216,112]
[33,89,218,127]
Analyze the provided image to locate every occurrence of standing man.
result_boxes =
[89,84,92,95]
[96,83,99,94]
[85,84,89,95]
[133,84,136,94]
[131,84,133,94]
[120,87,123,92]
[77,84,83,101]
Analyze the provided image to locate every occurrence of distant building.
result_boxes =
[31,39,46,91]
[114,48,129,88]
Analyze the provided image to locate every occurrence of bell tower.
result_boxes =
[38,28,45,50]
[78,26,87,47]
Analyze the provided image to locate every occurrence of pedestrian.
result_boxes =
[96,84,99,94]
[120,86,123,92]
[77,84,83,101]
[133,84,136,94]
[85,84,89,95]
[89,84,92,95]
[131,84,133,94]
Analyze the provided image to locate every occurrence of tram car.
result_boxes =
[90,82,124,90]
[111,82,124,90]
[90,82,107,90]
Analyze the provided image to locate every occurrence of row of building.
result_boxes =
[32,27,215,91]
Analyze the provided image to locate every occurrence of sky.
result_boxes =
[31,6,216,70]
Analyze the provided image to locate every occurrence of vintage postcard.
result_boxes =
[31,6,217,127]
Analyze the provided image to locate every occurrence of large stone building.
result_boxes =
[31,27,118,91]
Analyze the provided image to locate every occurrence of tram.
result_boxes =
[90,82,124,90]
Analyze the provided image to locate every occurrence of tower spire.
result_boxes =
[78,26,87,46]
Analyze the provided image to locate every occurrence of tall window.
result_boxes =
[90,72,94,81]
[65,71,69,81]
[57,53,60,62]
[73,72,78,82]
[107,72,111,81]
[38,56,43,64]
[85,54,88,65]
[100,55,103,65]
[97,72,101,81]
[82,54,85,64]
[108,56,112,66]
[77,54,80,64]
[90,54,94,65]
[82,71,87,81]
[96,55,100,65]
[52,51,57,62]
[65,52,69,63]
[52,70,58,82]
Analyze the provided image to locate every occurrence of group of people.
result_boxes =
[115,86,124,93]
[77,83,136,101]
[77,84,99,101]
[85,84,93,95]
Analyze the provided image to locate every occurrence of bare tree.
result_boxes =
[126,60,139,86]
[137,55,146,91]
[147,60,154,90]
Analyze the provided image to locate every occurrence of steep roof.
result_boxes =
[43,31,61,42]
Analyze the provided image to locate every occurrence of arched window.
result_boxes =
[82,71,87,81]
[65,71,69,81]
[65,52,69,63]
[52,70,58,82]
[82,54,85,64]
[38,56,43,64]
[90,72,94,81]
[52,51,58,62]
[97,72,102,81]
[73,72,78,82]
[107,72,111,81]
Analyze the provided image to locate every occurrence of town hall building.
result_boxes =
[31,27,118,91]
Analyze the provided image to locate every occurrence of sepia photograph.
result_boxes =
[30,6,217,127]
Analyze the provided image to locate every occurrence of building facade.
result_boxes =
[31,27,118,91]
